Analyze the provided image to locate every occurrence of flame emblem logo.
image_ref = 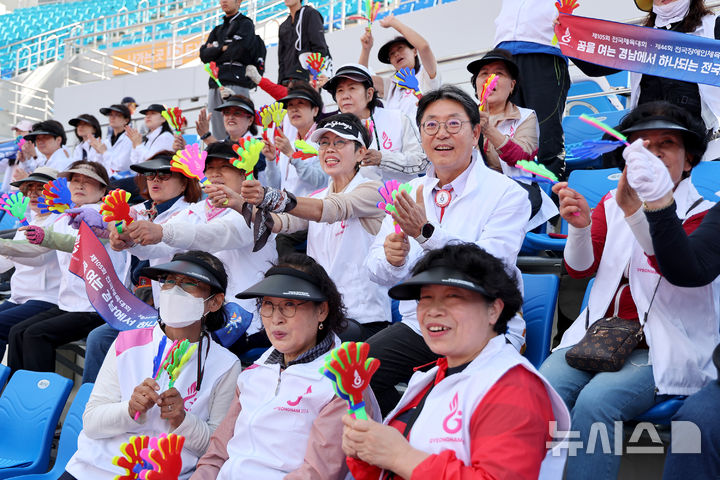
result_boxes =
[352,370,363,389]
[442,392,463,434]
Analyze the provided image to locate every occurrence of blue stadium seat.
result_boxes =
[392,3,413,15]
[564,109,629,171]
[11,383,94,480]
[522,274,560,368]
[0,364,8,391]
[521,168,621,255]
[691,161,720,202]
[183,134,200,146]
[391,299,402,323]
[0,371,73,479]
[412,0,436,10]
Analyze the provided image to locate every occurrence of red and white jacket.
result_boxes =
[559,178,720,395]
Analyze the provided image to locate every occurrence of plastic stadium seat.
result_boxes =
[0,364,8,390]
[634,396,686,425]
[521,274,560,368]
[391,299,402,323]
[564,109,629,171]
[0,371,73,479]
[11,383,94,480]
[521,168,621,255]
[183,134,200,146]
[412,0,436,10]
[392,3,413,15]
[691,161,720,202]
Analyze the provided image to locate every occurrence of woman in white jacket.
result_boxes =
[539,101,720,479]
[0,166,61,360]
[209,114,389,341]
[191,254,372,480]
[63,251,241,480]
[7,160,129,372]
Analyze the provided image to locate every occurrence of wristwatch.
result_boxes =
[200,132,212,140]
[414,222,435,244]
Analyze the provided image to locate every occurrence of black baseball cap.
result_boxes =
[310,117,367,147]
[388,266,495,300]
[323,63,374,96]
[467,49,519,81]
[121,96,137,104]
[100,104,132,119]
[378,36,415,65]
[214,95,255,115]
[130,153,173,174]
[141,253,227,291]
[278,89,322,109]
[205,141,238,162]
[24,120,67,145]
[139,104,166,115]
[236,266,327,301]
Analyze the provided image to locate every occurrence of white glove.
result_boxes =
[245,65,262,85]
[623,138,674,202]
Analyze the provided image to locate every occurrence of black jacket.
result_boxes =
[277,5,331,84]
[199,12,257,89]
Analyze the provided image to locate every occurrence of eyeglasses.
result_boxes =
[159,276,201,293]
[259,299,309,318]
[143,171,173,181]
[20,183,44,195]
[318,138,350,151]
[421,119,471,136]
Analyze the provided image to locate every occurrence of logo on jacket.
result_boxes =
[335,220,347,237]
[561,28,572,44]
[442,392,463,434]
[183,381,198,411]
[287,385,312,406]
[382,131,393,150]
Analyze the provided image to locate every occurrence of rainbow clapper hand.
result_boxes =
[204,62,222,88]
[321,342,380,420]
[171,143,210,185]
[0,192,29,226]
[478,74,498,112]
[232,138,264,180]
[100,189,134,233]
[292,140,319,160]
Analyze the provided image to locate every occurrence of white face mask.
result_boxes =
[652,0,690,28]
[158,286,212,328]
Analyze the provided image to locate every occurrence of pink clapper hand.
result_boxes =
[171,143,210,185]
[376,180,412,234]
[139,434,184,480]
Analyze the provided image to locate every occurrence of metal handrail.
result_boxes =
[0,0,189,54]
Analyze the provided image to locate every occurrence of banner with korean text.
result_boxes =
[555,14,720,87]
[69,221,158,330]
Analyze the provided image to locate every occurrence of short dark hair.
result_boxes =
[416,85,481,129]
[611,100,709,172]
[287,82,324,121]
[274,253,347,342]
[134,150,203,203]
[410,243,523,334]
[67,160,111,193]
[169,250,229,331]
[73,114,102,142]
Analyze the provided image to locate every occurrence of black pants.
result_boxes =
[510,53,571,180]
[8,307,103,372]
[367,322,440,416]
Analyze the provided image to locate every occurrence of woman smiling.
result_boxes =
[344,243,569,479]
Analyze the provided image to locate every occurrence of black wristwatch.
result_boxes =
[414,222,435,244]
[200,132,212,140]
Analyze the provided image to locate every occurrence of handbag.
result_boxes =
[565,278,661,373]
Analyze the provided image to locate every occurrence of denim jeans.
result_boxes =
[539,347,658,479]
[0,300,56,360]
[82,323,119,384]
[663,381,720,480]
